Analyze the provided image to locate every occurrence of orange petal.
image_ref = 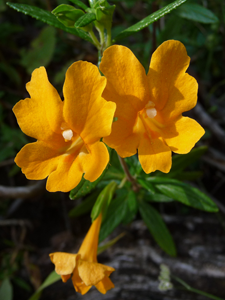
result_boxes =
[148,40,198,122]
[78,214,102,262]
[71,266,92,295]
[63,61,116,144]
[61,274,71,283]
[13,67,63,141]
[49,252,78,275]
[95,276,115,294]
[138,135,171,173]
[104,118,140,158]
[162,116,205,154]
[100,45,150,109]
[14,140,64,180]
[46,151,84,192]
[81,142,110,182]
[78,260,115,286]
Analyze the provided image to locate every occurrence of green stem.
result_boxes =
[172,276,224,300]
[106,26,112,48]
[89,29,101,50]
[117,155,140,192]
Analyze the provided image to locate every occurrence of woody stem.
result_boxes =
[117,155,140,192]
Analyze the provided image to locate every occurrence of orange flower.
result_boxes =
[13,62,116,192]
[50,214,115,294]
[100,40,205,173]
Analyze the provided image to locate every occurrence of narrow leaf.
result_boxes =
[6,3,92,43]
[139,201,176,256]
[28,271,60,300]
[146,177,218,212]
[75,12,96,28]
[0,278,13,300]
[175,3,219,24]
[113,0,187,42]
[69,190,99,217]
[122,190,138,224]
[160,146,207,179]
[91,181,117,221]
[99,195,127,242]
[68,0,88,10]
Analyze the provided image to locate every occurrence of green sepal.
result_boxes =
[113,0,187,42]
[6,3,92,43]
[139,201,177,257]
[68,0,88,11]
[52,5,84,28]
[144,177,218,212]
[91,181,118,221]
[95,4,115,29]
[75,12,96,28]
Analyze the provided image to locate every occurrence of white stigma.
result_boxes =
[145,101,157,119]
[146,108,157,118]
[62,129,73,141]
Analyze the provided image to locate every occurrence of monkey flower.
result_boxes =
[100,40,205,174]
[13,62,116,192]
[50,214,115,294]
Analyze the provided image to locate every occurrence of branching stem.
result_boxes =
[118,155,140,192]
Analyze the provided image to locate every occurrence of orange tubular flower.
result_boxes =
[100,40,205,174]
[50,214,115,295]
[13,62,116,192]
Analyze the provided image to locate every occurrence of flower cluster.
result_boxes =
[13,40,204,295]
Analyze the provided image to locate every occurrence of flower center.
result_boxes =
[61,122,74,142]
[62,129,73,141]
[144,101,157,119]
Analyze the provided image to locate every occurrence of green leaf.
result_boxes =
[122,190,138,224]
[139,201,176,256]
[159,146,207,179]
[146,177,218,212]
[68,0,88,10]
[20,26,56,74]
[69,190,99,217]
[52,5,84,27]
[6,3,92,43]
[69,170,106,200]
[138,178,176,203]
[0,278,13,300]
[146,193,173,203]
[113,0,187,42]
[28,271,60,300]
[175,3,219,24]
[75,12,96,27]
[91,181,117,221]
[99,195,127,242]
